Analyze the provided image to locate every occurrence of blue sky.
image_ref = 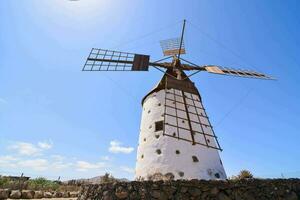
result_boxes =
[1,0,300,180]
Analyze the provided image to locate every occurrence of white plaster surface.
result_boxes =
[135,89,226,180]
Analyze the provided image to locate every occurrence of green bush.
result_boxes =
[0,177,9,187]
[27,177,59,191]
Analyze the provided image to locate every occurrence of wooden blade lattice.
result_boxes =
[160,38,186,56]
[204,65,273,80]
[83,48,150,71]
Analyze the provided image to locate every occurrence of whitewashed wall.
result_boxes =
[135,89,226,180]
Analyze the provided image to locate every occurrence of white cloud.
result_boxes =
[19,159,48,171]
[9,142,41,156]
[109,140,134,154]
[38,141,52,150]
[0,155,19,168]
[8,141,53,156]
[120,166,134,174]
[51,155,65,161]
[51,161,72,170]
[76,161,106,172]
[101,156,112,161]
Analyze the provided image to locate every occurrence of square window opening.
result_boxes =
[155,120,164,132]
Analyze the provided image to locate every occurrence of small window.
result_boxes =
[141,155,144,159]
[207,139,210,143]
[220,159,223,165]
[215,173,220,178]
[158,103,161,106]
[192,156,199,162]
[173,132,176,137]
[148,110,151,114]
[155,134,159,139]
[161,114,164,117]
[149,125,152,129]
[175,150,180,154]
[156,149,161,155]
[178,171,184,177]
[143,138,146,142]
[155,121,163,132]
[182,120,185,123]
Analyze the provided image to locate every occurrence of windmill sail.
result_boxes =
[203,65,273,80]
[160,37,186,56]
[83,48,150,71]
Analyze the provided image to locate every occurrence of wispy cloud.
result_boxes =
[120,166,134,174]
[101,155,112,161]
[109,140,134,154]
[0,155,19,168]
[19,159,48,171]
[38,141,52,150]
[0,141,133,179]
[76,161,106,172]
[9,142,42,156]
[51,155,65,161]
[8,141,53,156]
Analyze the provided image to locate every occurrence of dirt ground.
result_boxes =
[7,198,77,200]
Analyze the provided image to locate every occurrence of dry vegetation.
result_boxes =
[0,176,80,192]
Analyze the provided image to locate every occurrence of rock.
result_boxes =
[21,190,35,199]
[188,187,201,196]
[150,190,168,200]
[242,191,256,200]
[9,190,21,199]
[181,186,188,193]
[200,191,209,199]
[53,191,63,198]
[0,189,10,199]
[284,192,298,200]
[102,191,113,200]
[44,191,53,198]
[210,187,219,195]
[129,191,139,199]
[217,192,231,200]
[164,185,177,196]
[70,191,79,197]
[62,191,70,198]
[33,191,44,199]
[115,191,128,199]
[151,190,161,199]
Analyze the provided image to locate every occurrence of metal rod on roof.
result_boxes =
[178,19,186,60]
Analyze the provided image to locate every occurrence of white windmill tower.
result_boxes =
[83,20,273,180]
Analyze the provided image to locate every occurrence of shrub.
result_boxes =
[27,177,59,191]
[0,177,9,188]
[100,173,116,183]
[230,170,253,180]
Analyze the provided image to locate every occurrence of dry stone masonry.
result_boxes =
[0,189,79,199]
[78,179,300,200]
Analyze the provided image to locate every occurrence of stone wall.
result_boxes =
[0,189,79,199]
[78,179,300,200]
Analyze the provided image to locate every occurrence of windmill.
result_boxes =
[83,20,273,180]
